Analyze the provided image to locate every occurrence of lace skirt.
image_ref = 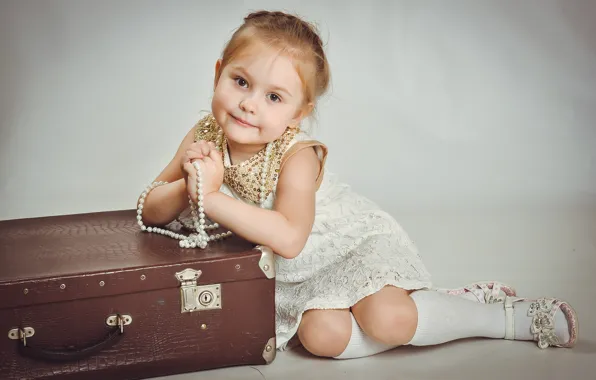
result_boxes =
[273,177,433,350]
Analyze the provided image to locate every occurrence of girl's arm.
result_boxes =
[140,179,188,226]
[203,147,320,259]
[140,125,198,226]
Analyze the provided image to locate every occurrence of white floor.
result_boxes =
[153,206,596,380]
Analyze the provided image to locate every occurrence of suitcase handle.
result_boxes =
[17,327,123,362]
[14,314,129,363]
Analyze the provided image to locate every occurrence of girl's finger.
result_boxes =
[186,150,204,160]
[183,161,196,174]
[208,147,222,163]
[189,142,204,151]
[199,141,211,156]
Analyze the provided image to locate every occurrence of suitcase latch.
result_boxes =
[175,268,222,313]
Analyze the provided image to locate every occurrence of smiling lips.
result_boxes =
[231,114,258,129]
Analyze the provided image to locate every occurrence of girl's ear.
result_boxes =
[213,59,223,91]
[290,102,314,128]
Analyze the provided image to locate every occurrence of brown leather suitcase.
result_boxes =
[0,210,276,380]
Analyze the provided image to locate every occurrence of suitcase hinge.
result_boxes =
[175,268,222,314]
[8,327,35,346]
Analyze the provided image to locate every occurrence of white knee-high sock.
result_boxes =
[408,290,571,345]
[334,312,397,359]
[336,290,570,356]
[335,290,508,358]
[408,290,506,345]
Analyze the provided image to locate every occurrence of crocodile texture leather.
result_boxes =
[0,210,275,379]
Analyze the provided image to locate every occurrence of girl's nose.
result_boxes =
[239,96,256,114]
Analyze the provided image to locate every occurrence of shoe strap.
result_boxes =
[504,296,516,340]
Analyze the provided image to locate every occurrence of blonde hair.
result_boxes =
[215,11,331,113]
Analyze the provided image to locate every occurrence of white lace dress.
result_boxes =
[215,129,434,351]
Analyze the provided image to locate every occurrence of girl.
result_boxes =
[137,10,578,359]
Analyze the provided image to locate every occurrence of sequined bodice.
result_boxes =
[193,114,298,205]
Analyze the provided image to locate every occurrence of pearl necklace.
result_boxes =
[136,139,274,249]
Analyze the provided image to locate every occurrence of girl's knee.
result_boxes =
[353,287,418,346]
[298,309,352,358]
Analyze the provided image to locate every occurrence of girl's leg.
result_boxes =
[298,307,403,358]
[332,287,414,359]
[351,287,418,346]
[297,308,352,357]
[335,286,506,359]
[302,284,517,359]
[333,286,577,359]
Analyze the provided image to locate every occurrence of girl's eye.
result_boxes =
[268,93,281,103]
[235,77,248,88]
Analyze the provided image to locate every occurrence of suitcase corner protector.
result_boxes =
[254,245,276,279]
[262,336,276,364]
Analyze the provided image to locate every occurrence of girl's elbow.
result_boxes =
[274,233,306,259]
[276,248,302,260]
[139,203,174,227]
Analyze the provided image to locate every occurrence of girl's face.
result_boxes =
[211,42,307,148]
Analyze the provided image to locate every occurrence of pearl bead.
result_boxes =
[139,140,273,249]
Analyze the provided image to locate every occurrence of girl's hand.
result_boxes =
[180,140,213,172]
[183,142,224,203]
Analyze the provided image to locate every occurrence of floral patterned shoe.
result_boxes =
[504,296,579,349]
[435,281,517,304]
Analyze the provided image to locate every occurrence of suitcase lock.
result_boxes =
[175,268,222,314]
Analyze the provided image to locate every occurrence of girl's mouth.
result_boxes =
[232,115,258,128]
